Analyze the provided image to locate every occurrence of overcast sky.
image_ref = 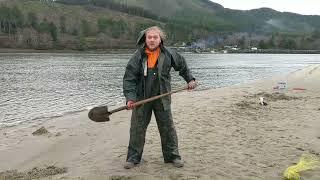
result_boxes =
[210,0,320,15]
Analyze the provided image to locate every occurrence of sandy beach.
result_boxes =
[1,65,319,180]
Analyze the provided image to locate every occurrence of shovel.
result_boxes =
[88,86,188,122]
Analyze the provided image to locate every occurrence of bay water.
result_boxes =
[0,53,319,128]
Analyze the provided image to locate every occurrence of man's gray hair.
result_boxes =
[145,26,167,41]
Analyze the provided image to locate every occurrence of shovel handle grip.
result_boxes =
[134,86,188,106]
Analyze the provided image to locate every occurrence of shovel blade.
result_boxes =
[88,106,110,122]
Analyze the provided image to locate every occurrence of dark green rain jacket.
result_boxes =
[123,30,195,110]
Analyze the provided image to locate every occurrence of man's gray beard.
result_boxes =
[146,44,160,51]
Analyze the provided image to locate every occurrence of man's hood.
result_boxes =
[136,29,147,46]
[136,28,164,46]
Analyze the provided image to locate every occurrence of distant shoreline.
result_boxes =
[1,48,320,54]
[227,49,320,54]
[0,48,136,54]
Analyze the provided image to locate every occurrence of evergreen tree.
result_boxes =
[0,6,24,34]
[38,19,58,41]
[110,19,127,38]
[49,22,57,41]
[60,15,66,33]
[258,40,267,49]
[27,12,38,29]
[97,18,109,33]
[81,19,90,36]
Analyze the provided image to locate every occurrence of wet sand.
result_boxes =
[1,65,319,180]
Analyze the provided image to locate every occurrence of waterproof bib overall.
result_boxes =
[126,67,181,163]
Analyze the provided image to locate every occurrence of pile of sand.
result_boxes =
[32,127,49,136]
[235,92,301,109]
[0,166,67,180]
[252,92,300,101]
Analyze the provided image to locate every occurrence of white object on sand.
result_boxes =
[278,82,287,89]
[259,97,268,106]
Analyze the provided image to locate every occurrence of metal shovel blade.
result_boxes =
[88,106,110,122]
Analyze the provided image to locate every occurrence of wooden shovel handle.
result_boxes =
[109,86,188,114]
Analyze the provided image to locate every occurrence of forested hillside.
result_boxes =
[0,0,319,50]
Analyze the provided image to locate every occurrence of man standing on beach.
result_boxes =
[123,26,196,169]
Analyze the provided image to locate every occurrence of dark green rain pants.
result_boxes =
[126,67,181,163]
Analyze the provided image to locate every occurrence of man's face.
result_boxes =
[145,30,161,50]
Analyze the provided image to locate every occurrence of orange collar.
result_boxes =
[145,47,160,68]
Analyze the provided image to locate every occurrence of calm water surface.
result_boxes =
[0,53,319,128]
